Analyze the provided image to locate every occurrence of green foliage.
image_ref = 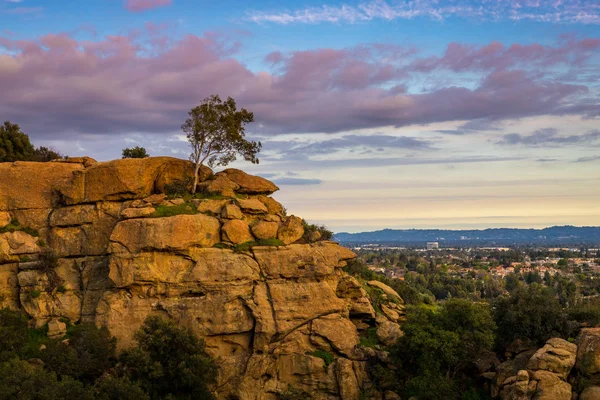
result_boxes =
[149,202,199,218]
[0,358,92,400]
[309,350,334,367]
[57,285,67,293]
[302,219,333,242]
[493,284,573,348]
[183,95,260,193]
[390,299,496,399]
[569,297,600,326]
[39,324,116,383]
[0,308,29,362]
[122,146,150,159]
[359,327,380,348]
[29,289,41,299]
[118,315,217,400]
[94,376,150,400]
[0,121,66,163]
[0,121,35,162]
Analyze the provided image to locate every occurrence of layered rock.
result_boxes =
[0,157,380,400]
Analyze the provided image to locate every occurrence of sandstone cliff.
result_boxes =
[0,157,403,400]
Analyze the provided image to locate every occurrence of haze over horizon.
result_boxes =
[1,0,599,232]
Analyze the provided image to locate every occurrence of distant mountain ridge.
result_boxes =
[334,226,600,245]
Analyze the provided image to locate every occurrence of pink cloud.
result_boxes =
[0,30,597,140]
[125,0,171,12]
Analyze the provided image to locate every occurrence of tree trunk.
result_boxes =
[192,162,201,194]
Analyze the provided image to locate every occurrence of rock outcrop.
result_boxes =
[0,157,387,400]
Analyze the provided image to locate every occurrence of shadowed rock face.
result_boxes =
[0,157,392,400]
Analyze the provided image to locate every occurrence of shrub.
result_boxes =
[118,316,217,400]
[359,327,380,348]
[0,308,29,362]
[122,146,149,159]
[30,289,41,299]
[302,219,333,242]
[94,376,150,400]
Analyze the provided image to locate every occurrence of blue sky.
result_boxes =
[1,0,599,231]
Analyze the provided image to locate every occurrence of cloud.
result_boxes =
[125,0,171,12]
[498,128,600,146]
[247,0,600,25]
[273,177,323,185]
[574,155,600,162]
[0,30,597,142]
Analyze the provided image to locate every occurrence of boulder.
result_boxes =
[531,370,572,400]
[58,157,199,205]
[253,242,355,279]
[120,207,155,219]
[312,314,359,357]
[53,156,97,167]
[527,338,577,379]
[222,169,279,194]
[581,386,600,400]
[199,174,239,198]
[236,198,268,214]
[577,328,600,376]
[257,196,285,215]
[277,216,304,245]
[251,221,279,240]
[110,214,220,253]
[376,321,403,346]
[196,199,228,214]
[221,220,254,245]
[367,281,404,304]
[221,204,243,219]
[0,161,83,211]
[0,212,11,229]
[47,318,67,338]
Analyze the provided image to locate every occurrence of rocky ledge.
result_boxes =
[0,156,404,400]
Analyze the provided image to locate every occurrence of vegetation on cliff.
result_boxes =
[0,310,216,400]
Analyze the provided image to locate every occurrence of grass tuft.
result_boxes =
[309,350,335,367]
[149,202,199,218]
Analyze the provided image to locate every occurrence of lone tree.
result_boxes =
[122,146,149,159]
[182,95,261,193]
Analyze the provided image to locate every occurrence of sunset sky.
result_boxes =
[1,0,599,232]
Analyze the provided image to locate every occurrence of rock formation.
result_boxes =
[0,156,401,400]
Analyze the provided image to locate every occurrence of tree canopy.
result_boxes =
[0,121,64,162]
[0,121,35,162]
[122,146,150,159]
[182,95,261,193]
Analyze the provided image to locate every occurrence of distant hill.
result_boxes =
[334,226,600,246]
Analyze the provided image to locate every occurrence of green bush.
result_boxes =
[302,219,333,242]
[0,308,29,362]
[118,316,217,400]
[30,289,41,299]
[359,327,380,348]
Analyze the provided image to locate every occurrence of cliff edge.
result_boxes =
[0,157,404,400]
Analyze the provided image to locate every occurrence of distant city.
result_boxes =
[335,226,600,247]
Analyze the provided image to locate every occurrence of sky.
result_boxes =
[1,0,599,232]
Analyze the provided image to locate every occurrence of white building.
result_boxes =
[426,242,439,250]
